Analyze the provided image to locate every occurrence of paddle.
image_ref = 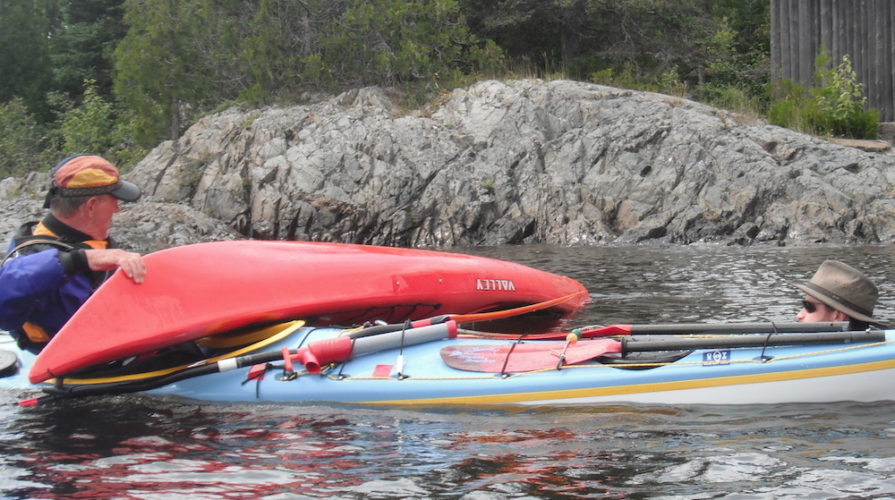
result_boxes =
[25,321,458,404]
[459,321,850,341]
[440,330,886,373]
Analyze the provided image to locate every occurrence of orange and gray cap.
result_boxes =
[44,154,141,208]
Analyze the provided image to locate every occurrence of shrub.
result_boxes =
[0,98,57,177]
[769,54,879,139]
[59,80,144,169]
[812,55,879,138]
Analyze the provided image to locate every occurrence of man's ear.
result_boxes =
[833,310,850,322]
[83,196,99,212]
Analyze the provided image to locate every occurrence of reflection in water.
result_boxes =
[3,390,895,498]
[3,245,895,498]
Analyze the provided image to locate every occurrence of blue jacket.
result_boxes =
[0,216,111,353]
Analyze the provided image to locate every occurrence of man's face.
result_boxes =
[796,295,846,322]
[85,194,120,240]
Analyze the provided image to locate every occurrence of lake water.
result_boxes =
[2,244,895,499]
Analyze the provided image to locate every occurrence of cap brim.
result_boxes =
[111,180,141,202]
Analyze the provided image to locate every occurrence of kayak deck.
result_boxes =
[6,325,895,406]
[154,326,895,405]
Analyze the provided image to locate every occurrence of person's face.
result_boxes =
[796,295,847,322]
[84,194,120,240]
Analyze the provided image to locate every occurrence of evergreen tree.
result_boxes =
[0,0,56,121]
[113,0,223,145]
[318,0,501,88]
[240,0,352,102]
[50,0,127,101]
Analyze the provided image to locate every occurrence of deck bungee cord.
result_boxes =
[15,324,887,404]
[10,291,890,406]
[440,330,887,373]
[15,293,584,405]
[17,320,459,405]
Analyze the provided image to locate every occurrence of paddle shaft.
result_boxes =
[37,322,457,400]
[619,330,885,352]
[439,330,888,374]
[459,321,852,341]
[625,321,847,335]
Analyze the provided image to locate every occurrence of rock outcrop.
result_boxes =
[3,79,894,251]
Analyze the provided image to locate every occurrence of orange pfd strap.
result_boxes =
[32,222,108,250]
[20,223,109,342]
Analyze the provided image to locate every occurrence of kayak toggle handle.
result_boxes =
[286,321,458,375]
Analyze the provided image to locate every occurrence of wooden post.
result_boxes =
[771,0,894,121]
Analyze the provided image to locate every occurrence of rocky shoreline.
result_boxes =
[2,79,893,253]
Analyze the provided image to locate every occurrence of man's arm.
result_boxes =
[0,249,69,330]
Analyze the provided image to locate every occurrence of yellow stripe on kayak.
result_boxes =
[358,357,895,406]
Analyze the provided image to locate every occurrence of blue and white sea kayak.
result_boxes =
[4,321,895,406]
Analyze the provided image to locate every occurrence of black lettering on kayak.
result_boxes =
[475,279,517,291]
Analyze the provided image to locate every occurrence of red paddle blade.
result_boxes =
[580,324,633,338]
[440,339,621,373]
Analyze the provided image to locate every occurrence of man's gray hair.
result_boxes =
[49,194,93,218]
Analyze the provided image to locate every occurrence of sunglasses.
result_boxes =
[801,300,823,313]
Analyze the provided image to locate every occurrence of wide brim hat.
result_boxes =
[795,260,877,323]
[45,154,141,206]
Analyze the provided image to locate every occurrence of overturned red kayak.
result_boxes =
[30,240,587,383]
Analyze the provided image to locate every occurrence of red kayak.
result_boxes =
[30,240,587,383]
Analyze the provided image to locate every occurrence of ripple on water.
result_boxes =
[3,246,895,498]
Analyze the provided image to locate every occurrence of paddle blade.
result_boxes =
[440,339,621,373]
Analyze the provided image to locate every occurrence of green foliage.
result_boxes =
[813,55,878,138]
[0,98,57,177]
[768,80,819,134]
[49,0,127,101]
[238,0,350,103]
[60,80,120,156]
[591,64,686,97]
[0,1,55,121]
[113,0,241,146]
[704,85,766,117]
[769,54,879,139]
[316,0,502,90]
[1,0,874,164]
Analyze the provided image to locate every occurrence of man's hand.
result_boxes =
[84,249,146,283]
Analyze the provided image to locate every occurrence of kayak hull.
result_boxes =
[29,241,588,383]
[161,328,895,405]
[4,326,895,405]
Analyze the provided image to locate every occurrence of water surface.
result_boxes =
[3,244,895,498]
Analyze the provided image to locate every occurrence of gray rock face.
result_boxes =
[3,80,894,251]
[0,170,239,252]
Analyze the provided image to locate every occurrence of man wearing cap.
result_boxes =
[796,260,879,330]
[0,154,146,352]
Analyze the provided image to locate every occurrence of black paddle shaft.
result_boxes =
[620,330,886,353]
[626,321,848,335]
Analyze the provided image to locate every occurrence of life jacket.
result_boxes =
[2,217,110,346]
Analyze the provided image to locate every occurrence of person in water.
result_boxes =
[795,260,879,330]
[0,154,146,352]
